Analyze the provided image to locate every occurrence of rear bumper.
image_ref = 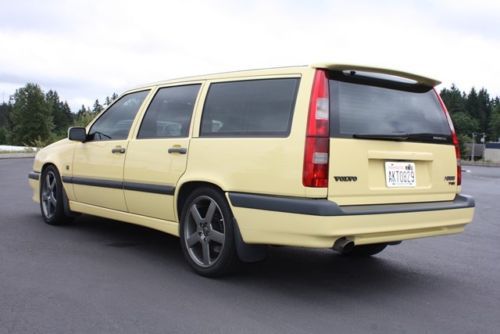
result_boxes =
[228,193,475,248]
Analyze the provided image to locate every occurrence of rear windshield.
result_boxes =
[329,77,451,143]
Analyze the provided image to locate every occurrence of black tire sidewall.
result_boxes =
[179,187,238,277]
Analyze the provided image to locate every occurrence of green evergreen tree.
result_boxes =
[441,85,481,154]
[440,84,466,114]
[451,112,480,137]
[0,102,13,143]
[46,90,73,135]
[77,104,87,117]
[0,126,7,143]
[465,88,480,135]
[92,99,103,113]
[493,97,500,108]
[0,102,12,128]
[489,104,500,142]
[10,83,53,146]
[75,104,95,127]
[476,88,491,136]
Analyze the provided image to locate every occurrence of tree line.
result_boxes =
[440,85,500,146]
[0,82,499,153]
[0,83,117,147]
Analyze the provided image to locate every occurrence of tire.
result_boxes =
[40,165,69,225]
[342,243,387,257]
[179,187,239,277]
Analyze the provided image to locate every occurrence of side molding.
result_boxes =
[229,192,343,216]
[62,176,175,195]
[28,171,41,180]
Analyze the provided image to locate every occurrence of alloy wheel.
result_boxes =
[183,195,226,267]
[41,171,57,220]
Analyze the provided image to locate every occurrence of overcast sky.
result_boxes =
[1,0,499,111]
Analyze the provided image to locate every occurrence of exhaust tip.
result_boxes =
[333,237,355,254]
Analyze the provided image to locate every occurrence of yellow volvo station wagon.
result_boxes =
[29,64,475,276]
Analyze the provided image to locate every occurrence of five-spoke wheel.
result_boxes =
[184,195,226,267]
[180,187,238,276]
[41,170,58,220]
[40,165,68,225]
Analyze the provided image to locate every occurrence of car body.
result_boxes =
[29,63,475,276]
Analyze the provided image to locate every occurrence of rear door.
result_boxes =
[123,83,201,221]
[327,70,457,205]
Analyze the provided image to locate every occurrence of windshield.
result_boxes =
[329,77,451,143]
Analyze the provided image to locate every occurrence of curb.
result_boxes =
[0,153,36,159]
[461,160,500,168]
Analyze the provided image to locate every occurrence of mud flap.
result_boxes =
[62,188,79,218]
[233,219,267,263]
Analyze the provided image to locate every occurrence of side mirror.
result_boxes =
[68,127,87,142]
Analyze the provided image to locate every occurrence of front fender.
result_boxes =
[32,139,76,200]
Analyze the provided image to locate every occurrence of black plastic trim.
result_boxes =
[63,176,122,189]
[62,176,175,195]
[340,195,475,215]
[233,218,267,263]
[123,181,175,195]
[28,171,40,180]
[228,192,475,216]
[229,193,343,216]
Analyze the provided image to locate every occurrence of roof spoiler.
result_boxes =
[311,63,441,87]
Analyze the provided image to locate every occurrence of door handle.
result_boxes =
[168,147,187,154]
[111,147,126,154]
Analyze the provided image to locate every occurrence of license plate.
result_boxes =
[385,161,416,188]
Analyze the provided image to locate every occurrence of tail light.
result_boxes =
[303,70,330,187]
[435,89,461,186]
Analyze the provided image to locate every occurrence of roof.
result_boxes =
[127,63,441,92]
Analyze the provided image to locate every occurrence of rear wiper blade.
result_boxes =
[406,133,451,142]
[353,133,409,141]
[353,132,451,143]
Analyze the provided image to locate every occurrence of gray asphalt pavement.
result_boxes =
[1,159,499,334]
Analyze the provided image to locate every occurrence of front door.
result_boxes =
[71,90,150,211]
[123,84,201,221]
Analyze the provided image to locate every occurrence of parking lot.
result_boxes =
[1,158,499,334]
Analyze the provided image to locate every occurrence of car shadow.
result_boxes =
[61,214,452,301]
[63,214,186,266]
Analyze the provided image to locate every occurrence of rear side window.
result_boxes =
[329,79,451,139]
[200,78,299,137]
[138,84,200,139]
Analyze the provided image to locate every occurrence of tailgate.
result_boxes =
[326,68,458,205]
[328,138,458,205]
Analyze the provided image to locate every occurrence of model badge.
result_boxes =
[334,176,358,182]
[444,175,455,185]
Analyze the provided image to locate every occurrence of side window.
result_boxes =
[200,78,299,137]
[137,84,200,139]
[88,90,149,141]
